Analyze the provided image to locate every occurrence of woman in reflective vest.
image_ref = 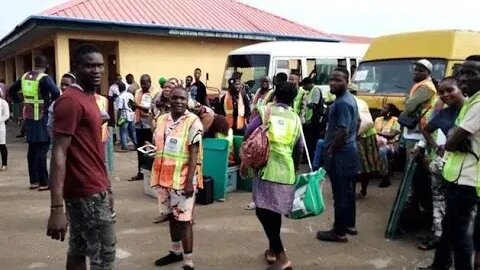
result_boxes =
[244,81,301,270]
[442,91,480,189]
[150,112,203,190]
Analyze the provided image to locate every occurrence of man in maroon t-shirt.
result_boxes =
[46,44,116,270]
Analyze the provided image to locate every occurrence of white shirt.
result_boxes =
[457,100,480,187]
[118,91,135,122]
[109,84,121,110]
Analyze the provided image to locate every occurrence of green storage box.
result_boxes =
[203,138,229,200]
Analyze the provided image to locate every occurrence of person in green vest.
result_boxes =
[301,77,324,160]
[244,81,302,270]
[419,56,480,270]
[251,76,274,117]
[9,55,60,190]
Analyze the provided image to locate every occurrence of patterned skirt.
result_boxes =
[252,177,295,215]
[357,134,383,174]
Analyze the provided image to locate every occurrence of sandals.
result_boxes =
[245,202,256,210]
[129,174,143,181]
[264,250,276,265]
[266,260,292,270]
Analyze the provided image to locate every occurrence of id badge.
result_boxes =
[165,136,183,153]
[141,94,152,108]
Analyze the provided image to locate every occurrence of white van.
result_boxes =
[221,41,369,94]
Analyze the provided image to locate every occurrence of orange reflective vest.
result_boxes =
[134,89,154,123]
[374,116,398,134]
[150,112,203,190]
[224,91,245,130]
[95,94,109,143]
[409,79,437,128]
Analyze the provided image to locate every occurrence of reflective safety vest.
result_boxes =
[443,91,480,194]
[374,116,398,134]
[252,88,274,110]
[259,104,301,185]
[21,72,48,120]
[409,78,437,128]
[134,89,153,123]
[95,94,109,143]
[305,86,321,123]
[150,112,203,190]
[293,87,306,117]
[224,91,246,130]
[216,128,235,165]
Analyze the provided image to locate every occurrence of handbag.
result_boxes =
[398,106,429,129]
[239,106,271,170]
[288,125,327,219]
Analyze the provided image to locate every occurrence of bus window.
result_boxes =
[354,59,447,94]
[350,59,358,77]
[307,59,316,78]
[273,58,302,79]
[222,54,270,92]
[313,58,346,85]
[452,63,462,77]
[338,58,347,68]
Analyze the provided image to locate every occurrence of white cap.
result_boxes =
[414,59,433,73]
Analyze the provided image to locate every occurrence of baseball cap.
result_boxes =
[414,59,433,73]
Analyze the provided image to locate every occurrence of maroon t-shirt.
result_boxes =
[53,85,108,199]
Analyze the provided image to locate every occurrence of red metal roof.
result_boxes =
[41,0,337,41]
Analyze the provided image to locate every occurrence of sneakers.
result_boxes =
[0,165,6,171]
[154,252,183,266]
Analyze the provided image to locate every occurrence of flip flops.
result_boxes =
[245,202,256,210]
[264,249,276,265]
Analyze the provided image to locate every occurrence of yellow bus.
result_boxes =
[353,30,480,113]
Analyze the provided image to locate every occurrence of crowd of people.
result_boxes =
[1,41,480,270]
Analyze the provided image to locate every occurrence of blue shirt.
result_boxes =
[324,91,358,151]
[324,91,360,176]
[427,106,460,136]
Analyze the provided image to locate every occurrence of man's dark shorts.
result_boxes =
[66,192,116,270]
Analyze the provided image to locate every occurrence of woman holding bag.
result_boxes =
[244,81,302,270]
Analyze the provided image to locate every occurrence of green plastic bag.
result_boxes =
[288,168,327,219]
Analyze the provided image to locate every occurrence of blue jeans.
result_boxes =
[119,121,137,150]
[433,183,478,270]
[327,167,356,236]
[313,139,325,170]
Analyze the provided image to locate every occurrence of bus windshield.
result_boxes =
[353,59,447,94]
[222,54,270,92]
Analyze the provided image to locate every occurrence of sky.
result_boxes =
[1,0,479,38]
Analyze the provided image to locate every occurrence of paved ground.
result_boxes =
[0,126,433,270]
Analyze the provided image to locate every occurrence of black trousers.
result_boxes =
[27,142,49,186]
[304,122,321,160]
[256,207,284,253]
[0,144,7,166]
[135,127,153,174]
[433,183,478,270]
